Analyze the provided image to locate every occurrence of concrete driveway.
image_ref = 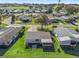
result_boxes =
[27,26,38,32]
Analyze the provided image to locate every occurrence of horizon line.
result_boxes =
[0,3,78,4]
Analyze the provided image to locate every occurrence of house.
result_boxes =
[60,16,69,20]
[26,32,54,52]
[53,28,73,46]
[53,12,65,17]
[73,15,79,19]
[72,22,79,26]
[49,17,61,23]
[53,27,78,46]
[66,28,79,42]
[41,9,48,13]
[35,10,40,13]
[0,27,22,48]
[19,16,32,22]
[65,18,77,24]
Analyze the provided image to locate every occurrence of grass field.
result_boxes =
[0,6,29,9]
[0,27,77,58]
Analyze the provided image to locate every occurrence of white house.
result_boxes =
[53,27,78,46]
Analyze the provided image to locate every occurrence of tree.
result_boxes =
[47,7,53,13]
[29,6,33,17]
[11,14,15,24]
[55,6,62,13]
[37,14,49,29]
[64,5,79,15]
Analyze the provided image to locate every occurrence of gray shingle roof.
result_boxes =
[0,27,21,45]
[54,27,79,37]
[66,28,79,34]
[26,32,52,43]
[54,28,69,37]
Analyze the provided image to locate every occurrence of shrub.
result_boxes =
[20,26,25,35]
[57,48,61,53]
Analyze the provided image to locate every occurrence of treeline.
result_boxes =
[54,4,79,15]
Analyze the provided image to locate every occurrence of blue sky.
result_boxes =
[0,0,79,4]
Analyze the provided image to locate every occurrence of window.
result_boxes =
[71,40,76,45]
[7,41,9,44]
[35,39,39,41]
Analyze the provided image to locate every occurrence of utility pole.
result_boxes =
[58,0,61,5]
[57,0,61,8]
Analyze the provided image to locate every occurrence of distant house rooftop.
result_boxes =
[19,16,32,22]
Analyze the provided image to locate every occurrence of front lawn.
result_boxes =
[0,23,8,29]
[64,25,78,30]
[1,27,77,58]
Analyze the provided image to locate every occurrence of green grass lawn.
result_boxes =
[60,20,69,25]
[64,25,78,30]
[0,6,29,9]
[2,16,9,21]
[1,27,77,58]
[76,19,79,23]
[0,23,8,29]
[16,21,24,24]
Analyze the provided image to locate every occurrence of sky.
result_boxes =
[0,0,79,4]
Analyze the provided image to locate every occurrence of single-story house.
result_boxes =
[49,17,61,23]
[66,28,79,42]
[41,9,48,13]
[53,27,78,46]
[53,12,65,17]
[53,28,73,46]
[19,16,32,22]
[26,32,54,52]
[72,22,79,26]
[35,10,41,13]
[60,16,69,20]
[65,19,77,24]
[0,27,22,48]
[73,16,79,19]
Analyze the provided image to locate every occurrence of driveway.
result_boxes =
[27,26,38,32]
